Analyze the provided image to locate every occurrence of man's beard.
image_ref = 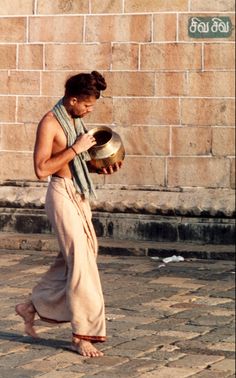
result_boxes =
[72,113,85,119]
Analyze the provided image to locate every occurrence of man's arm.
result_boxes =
[34,115,96,180]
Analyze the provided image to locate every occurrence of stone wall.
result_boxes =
[0,0,235,192]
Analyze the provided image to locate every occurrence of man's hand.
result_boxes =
[73,134,96,154]
[100,162,122,175]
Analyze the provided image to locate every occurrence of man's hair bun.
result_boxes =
[65,71,107,99]
[91,71,107,91]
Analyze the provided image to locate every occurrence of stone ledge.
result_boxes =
[1,207,235,244]
[0,183,235,218]
[0,232,234,260]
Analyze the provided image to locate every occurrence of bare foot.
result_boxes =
[71,339,104,357]
[15,302,38,338]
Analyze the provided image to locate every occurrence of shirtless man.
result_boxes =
[16,71,120,357]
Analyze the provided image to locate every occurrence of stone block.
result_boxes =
[171,127,211,156]
[116,125,170,156]
[0,45,16,69]
[167,157,230,188]
[29,16,84,42]
[86,15,151,42]
[156,330,200,340]
[41,71,75,96]
[0,71,40,95]
[168,353,224,368]
[0,17,26,42]
[85,98,113,124]
[141,43,202,70]
[17,96,57,123]
[37,0,89,14]
[181,99,235,126]
[208,342,235,352]
[0,124,37,151]
[179,13,235,41]
[230,158,235,189]
[150,276,204,288]
[90,171,105,186]
[45,44,111,70]
[190,371,231,377]
[188,72,235,97]
[18,44,43,69]
[204,43,235,70]
[190,0,235,11]
[36,372,83,378]
[0,97,16,122]
[104,72,155,97]
[0,72,9,93]
[0,0,33,15]
[155,72,186,96]
[112,43,139,70]
[212,128,235,156]
[105,156,165,186]
[91,0,123,13]
[178,221,235,244]
[153,14,177,41]
[0,152,35,181]
[139,367,200,377]
[125,0,188,12]
[211,358,235,374]
[113,98,179,125]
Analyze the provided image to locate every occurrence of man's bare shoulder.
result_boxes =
[39,111,58,126]
[37,111,60,134]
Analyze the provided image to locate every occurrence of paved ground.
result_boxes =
[0,248,235,378]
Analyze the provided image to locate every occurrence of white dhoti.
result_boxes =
[32,176,106,342]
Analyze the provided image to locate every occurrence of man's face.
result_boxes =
[71,96,97,118]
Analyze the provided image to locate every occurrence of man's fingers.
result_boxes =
[108,165,114,174]
[99,161,123,175]
[115,162,122,170]
[102,167,108,174]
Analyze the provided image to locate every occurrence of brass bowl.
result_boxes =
[88,126,125,170]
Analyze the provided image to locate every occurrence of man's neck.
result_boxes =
[62,96,74,121]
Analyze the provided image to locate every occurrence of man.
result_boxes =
[15,71,121,358]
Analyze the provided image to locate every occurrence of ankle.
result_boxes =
[72,336,81,344]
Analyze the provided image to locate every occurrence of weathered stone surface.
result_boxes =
[0,17,26,43]
[0,185,234,218]
[86,15,152,42]
[37,0,89,14]
[0,251,235,377]
[0,0,34,15]
[18,44,43,69]
[29,16,84,43]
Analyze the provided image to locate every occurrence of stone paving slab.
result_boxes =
[0,248,235,378]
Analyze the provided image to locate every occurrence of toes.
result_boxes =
[71,341,104,358]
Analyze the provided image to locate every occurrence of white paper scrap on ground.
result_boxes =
[157,264,166,268]
[162,255,185,263]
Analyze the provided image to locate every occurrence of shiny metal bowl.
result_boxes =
[88,126,125,170]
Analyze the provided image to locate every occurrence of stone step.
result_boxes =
[1,207,235,245]
[0,232,234,260]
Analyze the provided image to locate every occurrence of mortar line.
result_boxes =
[34,0,38,14]
[122,0,125,13]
